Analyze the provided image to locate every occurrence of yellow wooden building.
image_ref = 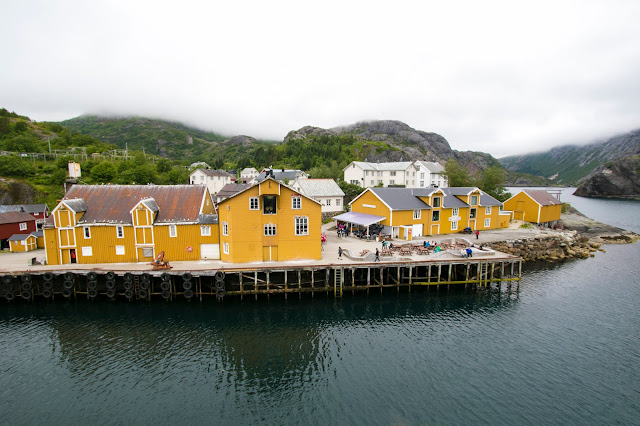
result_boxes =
[503,189,562,226]
[216,177,322,263]
[9,233,38,252]
[348,187,505,239]
[44,185,220,265]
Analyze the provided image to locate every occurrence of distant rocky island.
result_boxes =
[574,157,640,200]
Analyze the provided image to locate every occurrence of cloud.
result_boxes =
[2,0,640,158]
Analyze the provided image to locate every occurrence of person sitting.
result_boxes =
[461,248,468,258]
[382,240,388,249]
[466,247,473,258]
[434,245,441,253]
[389,242,394,249]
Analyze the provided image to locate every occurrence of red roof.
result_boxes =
[0,211,37,225]
[59,185,209,224]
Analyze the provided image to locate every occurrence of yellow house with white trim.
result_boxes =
[9,233,38,252]
[503,189,562,226]
[217,177,322,263]
[44,185,219,265]
[349,187,504,238]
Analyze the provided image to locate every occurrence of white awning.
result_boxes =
[333,211,386,227]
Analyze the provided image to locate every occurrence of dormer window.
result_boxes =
[471,195,478,205]
[432,197,441,208]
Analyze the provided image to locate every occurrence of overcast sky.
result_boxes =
[2,0,639,157]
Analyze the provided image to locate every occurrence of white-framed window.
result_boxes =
[451,221,458,231]
[19,222,27,231]
[82,246,93,256]
[291,196,301,209]
[222,221,228,236]
[471,195,478,205]
[390,180,395,184]
[326,199,331,206]
[21,240,26,246]
[486,206,492,215]
[264,224,276,236]
[295,216,309,235]
[116,226,124,238]
[115,245,125,255]
[421,173,425,178]
[432,210,440,221]
[377,180,383,185]
[390,171,396,176]
[169,224,177,238]
[413,210,421,219]
[370,180,374,185]
[484,218,491,228]
[420,181,424,186]
[83,226,91,239]
[201,225,211,236]
[432,197,441,208]
[223,242,229,254]
[142,247,154,257]
[336,199,341,206]
[249,197,259,210]
[377,171,383,176]
[452,207,459,216]
[350,180,359,185]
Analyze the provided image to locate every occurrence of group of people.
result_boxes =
[337,224,349,238]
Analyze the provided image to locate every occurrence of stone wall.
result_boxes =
[488,234,602,262]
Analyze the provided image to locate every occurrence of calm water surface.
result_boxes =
[1,191,639,425]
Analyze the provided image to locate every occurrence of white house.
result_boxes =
[343,160,447,189]
[254,168,309,184]
[414,161,448,188]
[189,169,235,195]
[291,178,345,213]
[240,167,259,180]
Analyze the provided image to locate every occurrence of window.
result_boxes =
[432,211,440,221]
[377,171,382,176]
[420,181,424,186]
[116,246,125,255]
[223,242,229,254]
[201,225,211,236]
[200,175,204,182]
[82,246,93,256]
[421,173,425,179]
[452,208,459,216]
[451,221,458,231]
[350,180,359,185]
[471,195,478,205]
[222,221,228,236]
[484,218,491,228]
[295,216,308,235]
[390,171,396,176]
[116,226,124,238]
[326,199,331,206]
[390,180,395,184]
[142,248,154,257]
[336,199,341,206]
[83,226,91,239]
[470,208,477,219]
[377,180,383,185]
[19,222,27,231]
[264,224,277,236]
[370,180,374,185]
[169,224,177,238]
[485,206,492,215]
[413,210,421,219]
[291,196,301,210]
[432,197,441,208]
[249,197,259,210]
[264,195,277,214]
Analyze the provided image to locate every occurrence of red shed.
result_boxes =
[0,211,37,250]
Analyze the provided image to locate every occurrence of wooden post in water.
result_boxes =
[254,271,258,300]
[239,272,243,300]
[284,270,288,299]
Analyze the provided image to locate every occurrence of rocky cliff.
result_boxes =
[573,157,640,200]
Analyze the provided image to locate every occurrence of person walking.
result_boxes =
[475,230,480,240]
[338,246,343,259]
[375,248,380,262]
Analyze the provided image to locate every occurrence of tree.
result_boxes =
[90,161,117,183]
[156,158,172,173]
[0,117,10,135]
[444,159,473,187]
[338,180,364,196]
[478,166,511,201]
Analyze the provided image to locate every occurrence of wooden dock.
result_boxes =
[1,257,522,302]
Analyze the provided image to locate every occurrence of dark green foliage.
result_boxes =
[0,155,35,177]
[0,117,10,135]
[90,162,118,183]
[444,159,473,187]
[445,159,510,201]
[338,180,364,196]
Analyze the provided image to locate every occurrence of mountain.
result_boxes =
[574,156,640,200]
[499,129,640,185]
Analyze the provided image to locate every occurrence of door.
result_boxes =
[412,224,423,237]
[262,246,278,261]
[200,244,220,260]
[137,247,155,261]
[469,220,476,230]
[430,224,439,235]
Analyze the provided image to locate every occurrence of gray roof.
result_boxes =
[240,167,258,174]
[8,233,33,241]
[296,179,345,197]
[369,188,431,210]
[445,187,477,196]
[216,183,251,201]
[256,169,306,182]
[346,161,414,171]
[442,187,502,206]
[64,199,88,213]
[523,190,563,206]
[480,193,503,206]
[32,230,43,238]
[0,204,49,214]
[141,198,159,212]
[198,214,219,224]
[191,168,234,178]
[415,161,445,173]
[440,189,471,208]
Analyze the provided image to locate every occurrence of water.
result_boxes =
[2,191,640,425]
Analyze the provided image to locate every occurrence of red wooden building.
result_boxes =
[0,211,37,250]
